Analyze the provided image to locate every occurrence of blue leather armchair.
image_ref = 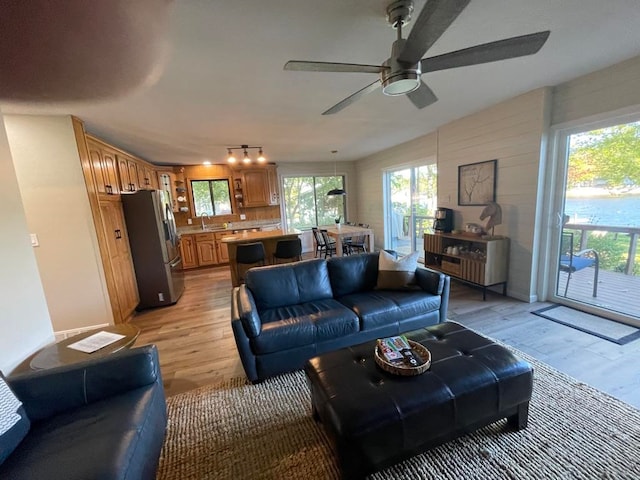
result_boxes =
[1,345,167,480]
[231,252,450,383]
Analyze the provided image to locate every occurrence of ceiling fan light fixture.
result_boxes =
[382,73,420,96]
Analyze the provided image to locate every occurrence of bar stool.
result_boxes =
[273,238,302,264]
[236,242,266,283]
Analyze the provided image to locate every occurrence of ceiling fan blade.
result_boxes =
[399,0,471,65]
[322,79,381,115]
[421,31,551,73]
[406,80,438,109]
[284,60,384,74]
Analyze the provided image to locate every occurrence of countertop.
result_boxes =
[178,220,281,235]
[220,228,301,243]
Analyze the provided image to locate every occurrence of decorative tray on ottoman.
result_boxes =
[375,339,431,376]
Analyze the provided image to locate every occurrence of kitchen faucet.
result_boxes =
[200,213,210,230]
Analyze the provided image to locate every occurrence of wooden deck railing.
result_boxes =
[565,223,639,275]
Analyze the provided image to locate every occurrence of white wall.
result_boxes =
[6,115,113,332]
[0,114,54,373]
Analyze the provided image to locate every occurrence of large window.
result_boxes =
[191,179,232,216]
[283,175,345,229]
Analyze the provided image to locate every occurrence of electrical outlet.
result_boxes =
[187,218,192,225]
[240,214,246,220]
[30,233,39,247]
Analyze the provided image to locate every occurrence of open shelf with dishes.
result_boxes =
[424,232,509,300]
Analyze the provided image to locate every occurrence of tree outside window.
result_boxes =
[191,179,232,216]
[283,175,345,229]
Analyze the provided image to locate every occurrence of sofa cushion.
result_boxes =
[327,253,380,297]
[252,299,359,354]
[246,259,333,311]
[338,290,442,330]
[376,250,420,290]
[0,373,30,465]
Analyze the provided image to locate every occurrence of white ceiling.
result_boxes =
[4,0,640,165]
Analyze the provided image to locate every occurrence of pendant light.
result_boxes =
[327,150,346,196]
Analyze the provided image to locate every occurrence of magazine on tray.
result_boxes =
[376,335,426,367]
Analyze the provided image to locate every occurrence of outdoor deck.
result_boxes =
[557,267,640,319]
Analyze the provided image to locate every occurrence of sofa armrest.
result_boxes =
[415,266,445,295]
[415,267,450,321]
[7,344,163,422]
[232,284,262,338]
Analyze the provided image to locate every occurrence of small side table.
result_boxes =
[30,324,140,370]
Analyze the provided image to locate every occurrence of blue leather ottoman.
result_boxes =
[304,322,533,479]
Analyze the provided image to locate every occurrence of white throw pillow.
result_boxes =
[0,373,30,464]
[376,250,420,290]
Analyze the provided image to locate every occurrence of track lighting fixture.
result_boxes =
[226,145,267,164]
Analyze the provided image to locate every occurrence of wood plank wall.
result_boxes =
[552,55,640,126]
[437,88,550,301]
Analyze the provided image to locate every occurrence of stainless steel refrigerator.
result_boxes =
[122,190,185,310]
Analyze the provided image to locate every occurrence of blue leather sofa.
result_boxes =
[231,252,450,383]
[0,345,167,479]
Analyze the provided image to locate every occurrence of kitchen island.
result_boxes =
[221,228,301,286]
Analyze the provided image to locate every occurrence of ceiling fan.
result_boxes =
[284,0,550,115]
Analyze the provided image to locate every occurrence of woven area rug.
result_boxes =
[157,348,640,479]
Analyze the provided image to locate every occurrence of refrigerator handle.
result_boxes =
[169,257,182,268]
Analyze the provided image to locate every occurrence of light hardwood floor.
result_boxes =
[131,264,640,409]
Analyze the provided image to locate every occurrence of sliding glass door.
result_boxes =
[549,117,640,325]
[385,164,437,256]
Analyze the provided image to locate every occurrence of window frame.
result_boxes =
[281,174,346,229]
[190,178,233,217]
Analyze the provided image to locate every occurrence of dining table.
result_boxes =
[321,224,374,257]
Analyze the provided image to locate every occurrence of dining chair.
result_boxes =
[320,229,337,258]
[341,221,357,255]
[349,223,370,254]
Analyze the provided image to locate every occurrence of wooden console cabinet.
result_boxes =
[424,233,509,300]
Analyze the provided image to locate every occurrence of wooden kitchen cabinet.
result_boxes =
[267,165,280,205]
[195,233,217,266]
[87,137,119,196]
[117,154,139,193]
[242,169,270,207]
[215,231,233,263]
[98,199,139,320]
[158,171,178,211]
[180,234,198,269]
[138,164,158,190]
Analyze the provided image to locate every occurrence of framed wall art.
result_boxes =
[458,159,497,206]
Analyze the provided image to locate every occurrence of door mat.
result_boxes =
[532,304,640,345]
